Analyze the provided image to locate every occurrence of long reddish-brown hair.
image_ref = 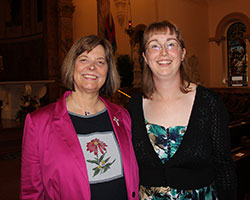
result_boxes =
[142,21,191,99]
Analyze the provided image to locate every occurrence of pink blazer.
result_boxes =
[20,91,139,200]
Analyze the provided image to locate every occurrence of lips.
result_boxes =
[82,74,98,79]
[157,60,172,65]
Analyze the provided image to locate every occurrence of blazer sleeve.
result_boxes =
[20,113,44,200]
[210,95,237,200]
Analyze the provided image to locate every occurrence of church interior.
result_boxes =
[0,0,250,199]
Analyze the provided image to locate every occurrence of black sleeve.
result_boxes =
[210,94,237,200]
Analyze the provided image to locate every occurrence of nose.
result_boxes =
[89,63,96,70]
[160,45,168,56]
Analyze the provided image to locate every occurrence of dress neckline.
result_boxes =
[145,119,187,130]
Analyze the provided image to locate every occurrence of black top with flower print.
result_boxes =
[69,108,128,200]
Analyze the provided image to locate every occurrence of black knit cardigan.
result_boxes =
[127,85,237,200]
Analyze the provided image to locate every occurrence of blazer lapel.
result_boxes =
[100,97,130,168]
[52,91,88,178]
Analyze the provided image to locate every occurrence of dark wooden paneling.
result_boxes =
[0,37,46,81]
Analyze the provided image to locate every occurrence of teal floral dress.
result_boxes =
[140,121,218,200]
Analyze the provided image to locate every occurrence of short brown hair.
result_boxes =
[142,21,191,98]
[61,35,120,96]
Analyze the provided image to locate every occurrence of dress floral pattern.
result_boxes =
[86,138,116,177]
[140,121,218,200]
[87,138,107,155]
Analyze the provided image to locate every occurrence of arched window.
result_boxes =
[227,22,248,86]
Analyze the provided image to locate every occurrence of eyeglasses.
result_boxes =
[146,39,181,54]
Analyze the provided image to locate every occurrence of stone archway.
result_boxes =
[209,12,250,87]
[210,12,250,45]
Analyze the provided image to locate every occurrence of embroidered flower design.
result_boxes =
[86,138,107,155]
[86,138,116,177]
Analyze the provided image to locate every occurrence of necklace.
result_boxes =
[84,111,90,116]
[70,95,100,116]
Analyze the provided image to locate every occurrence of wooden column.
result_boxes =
[44,0,74,102]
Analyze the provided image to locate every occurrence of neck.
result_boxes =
[153,75,182,100]
[72,91,99,106]
[68,91,102,115]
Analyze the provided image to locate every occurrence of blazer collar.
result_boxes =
[54,90,71,118]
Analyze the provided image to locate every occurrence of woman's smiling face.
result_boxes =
[143,31,186,81]
[73,45,108,94]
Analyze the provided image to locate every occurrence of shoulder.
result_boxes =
[196,85,227,111]
[130,92,143,101]
[197,85,221,101]
[29,92,69,121]
[28,102,56,122]
[127,92,144,121]
[23,101,58,136]
[127,92,143,110]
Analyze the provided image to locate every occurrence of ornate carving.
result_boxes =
[113,0,127,27]
[187,55,201,84]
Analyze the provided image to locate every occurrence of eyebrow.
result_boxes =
[77,54,106,60]
[147,38,179,45]
[78,54,88,58]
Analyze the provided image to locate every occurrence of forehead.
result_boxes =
[147,32,178,43]
[79,45,105,57]
[146,26,177,39]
